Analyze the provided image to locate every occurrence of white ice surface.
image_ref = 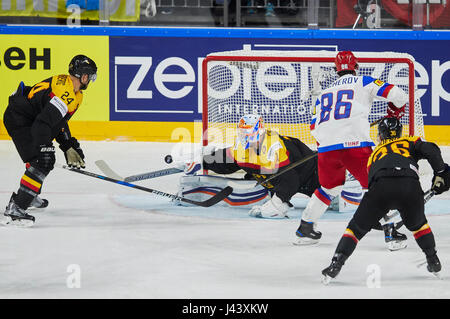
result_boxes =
[1,140,450,299]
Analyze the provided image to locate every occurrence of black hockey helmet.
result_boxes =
[378,117,403,141]
[69,55,97,82]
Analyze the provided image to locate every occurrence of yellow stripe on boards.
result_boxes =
[1,122,450,144]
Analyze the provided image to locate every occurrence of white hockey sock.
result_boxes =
[302,186,342,224]
[301,193,330,224]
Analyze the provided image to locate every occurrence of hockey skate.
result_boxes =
[426,254,442,279]
[383,223,407,251]
[29,195,49,209]
[321,253,348,285]
[294,220,322,245]
[1,193,35,227]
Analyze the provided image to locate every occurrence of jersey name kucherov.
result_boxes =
[310,75,408,153]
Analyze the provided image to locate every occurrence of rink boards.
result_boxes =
[0,26,450,144]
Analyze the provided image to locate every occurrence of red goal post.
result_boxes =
[202,50,424,150]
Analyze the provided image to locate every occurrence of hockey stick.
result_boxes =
[226,151,318,190]
[57,164,232,207]
[255,151,318,187]
[229,116,388,190]
[95,160,183,182]
[124,167,183,182]
[94,160,125,181]
[424,188,436,203]
[372,188,435,231]
[391,188,435,230]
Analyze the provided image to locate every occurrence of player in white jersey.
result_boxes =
[295,50,409,245]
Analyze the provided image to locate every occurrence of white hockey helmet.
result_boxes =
[237,114,265,150]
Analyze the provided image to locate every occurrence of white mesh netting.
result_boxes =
[203,50,425,150]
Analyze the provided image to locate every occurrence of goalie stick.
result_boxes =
[94,115,389,187]
[57,164,232,207]
[125,167,183,182]
[95,160,183,182]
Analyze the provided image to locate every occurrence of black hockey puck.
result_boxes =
[164,155,173,164]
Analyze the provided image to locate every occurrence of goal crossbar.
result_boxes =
[202,50,419,149]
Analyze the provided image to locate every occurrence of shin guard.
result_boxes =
[15,164,48,210]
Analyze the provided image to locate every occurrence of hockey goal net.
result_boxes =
[202,49,424,150]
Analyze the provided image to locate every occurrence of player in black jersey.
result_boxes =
[321,117,450,283]
[2,55,97,227]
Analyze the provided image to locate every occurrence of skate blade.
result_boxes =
[415,260,443,279]
[416,259,427,268]
[386,241,407,251]
[28,206,46,211]
[293,238,319,246]
[0,216,34,228]
[322,275,332,285]
[28,206,44,211]
[431,272,443,280]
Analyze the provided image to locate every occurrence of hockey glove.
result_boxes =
[432,164,450,195]
[59,137,85,169]
[387,102,406,119]
[248,194,289,219]
[32,144,56,172]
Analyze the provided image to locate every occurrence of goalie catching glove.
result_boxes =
[248,194,289,219]
[387,102,406,119]
[59,137,85,169]
[432,163,450,195]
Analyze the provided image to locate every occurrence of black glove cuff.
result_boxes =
[59,137,79,152]
[435,163,450,175]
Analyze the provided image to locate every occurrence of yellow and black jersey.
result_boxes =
[226,130,291,174]
[6,75,83,147]
[203,130,319,202]
[27,74,83,118]
[367,136,446,185]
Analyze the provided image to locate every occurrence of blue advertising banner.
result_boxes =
[109,35,450,126]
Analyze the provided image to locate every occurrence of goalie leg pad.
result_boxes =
[338,174,364,213]
[177,175,269,208]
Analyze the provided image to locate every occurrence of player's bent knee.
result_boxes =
[407,219,429,233]
[27,164,50,181]
[348,219,370,240]
[323,186,342,197]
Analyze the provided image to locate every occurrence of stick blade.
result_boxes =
[189,186,233,207]
[94,160,124,181]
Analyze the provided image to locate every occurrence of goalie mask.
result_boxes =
[237,114,265,150]
[378,117,403,141]
[335,51,359,73]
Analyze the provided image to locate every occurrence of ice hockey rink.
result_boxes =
[1,140,450,299]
